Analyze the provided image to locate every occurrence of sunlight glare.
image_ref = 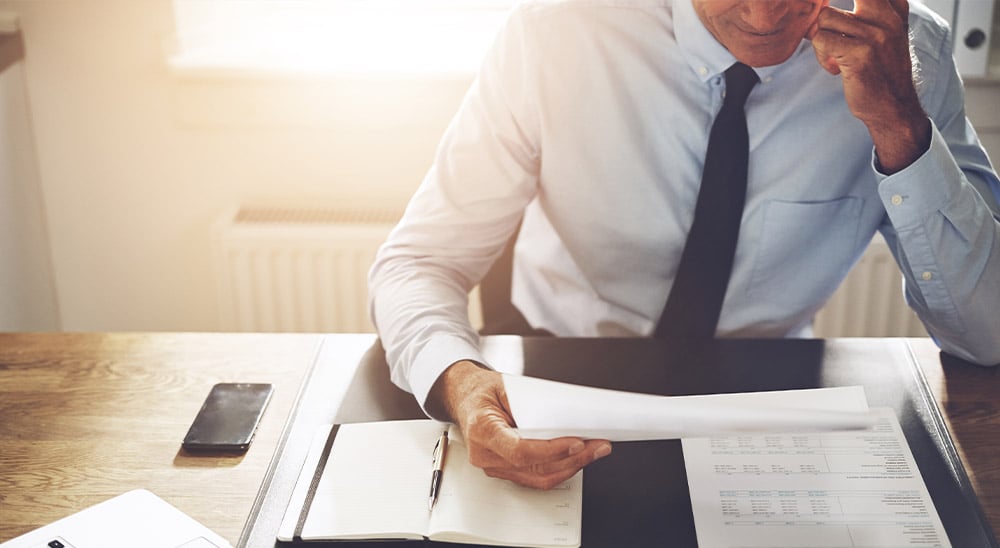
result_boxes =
[173,2,508,75]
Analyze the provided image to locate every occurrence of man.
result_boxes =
[369,0,1000,490]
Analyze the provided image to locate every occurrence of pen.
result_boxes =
[429,429,449,511]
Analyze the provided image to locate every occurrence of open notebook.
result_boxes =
[1,489,231,548]
[278,419,583,547]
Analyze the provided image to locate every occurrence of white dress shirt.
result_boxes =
[369,0,1000,409]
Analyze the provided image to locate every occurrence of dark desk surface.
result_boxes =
[0,334,997,545]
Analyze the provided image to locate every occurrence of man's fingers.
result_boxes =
[887,0,909,18]
[814,0,905,39]
[810,18,847,75]
[466,378,594,468]
[805,20,820,41]
[482,439,613,490]
[813,48,842,75]
[815,6,864,39]
[851,0,900,19]
[445,365,613,489]
[484,464,582,491]
[502,437,590,468]
[469,424,587,467]
[466,420,612,488]
[506,438,609,471]
[811,0,910,76]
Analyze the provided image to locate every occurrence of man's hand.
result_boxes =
[426,360,612,490]
[808,0,930,173]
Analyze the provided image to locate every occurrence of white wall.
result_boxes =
[0,58,59,330]
[1,0,470,331]
[966,82,1000,164]
[1,0,998,333]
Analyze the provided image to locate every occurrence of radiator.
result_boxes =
[214,208,924,337]
[813,233,927,338]
[212,207,404,333]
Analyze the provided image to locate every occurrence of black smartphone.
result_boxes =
[182,382,274,452]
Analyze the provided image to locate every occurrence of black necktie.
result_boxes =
[655,62,759,340]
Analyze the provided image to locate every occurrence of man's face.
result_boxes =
[691,0,827,67]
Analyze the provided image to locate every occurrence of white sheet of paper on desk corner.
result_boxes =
[503,374,874,442]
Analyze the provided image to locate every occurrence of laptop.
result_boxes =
[1,489,233,548]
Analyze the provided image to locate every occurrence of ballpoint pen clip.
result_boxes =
[433,436,443,463]
[433,429,449,469]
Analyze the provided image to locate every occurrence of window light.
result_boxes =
[170,0,514,76]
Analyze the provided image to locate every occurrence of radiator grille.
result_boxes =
[813,234,927,338]
[213,207,401,333]
[213,208,925,337]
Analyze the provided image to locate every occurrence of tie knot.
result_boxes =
[724,62,759,107]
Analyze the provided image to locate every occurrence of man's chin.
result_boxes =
[731,42,801,68]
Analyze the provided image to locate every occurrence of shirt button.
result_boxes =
[764,76,774,83]
[921,271,934,281]
[698,66,708,76]
[891,194,904,206]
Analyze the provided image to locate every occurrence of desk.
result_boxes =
[909,338,1000,537]
[0,334,998,546]
[0,333,323,543]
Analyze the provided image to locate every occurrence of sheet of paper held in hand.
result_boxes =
[502,374,875,441]
[682,407,951,547]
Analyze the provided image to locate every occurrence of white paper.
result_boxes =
[682,407,951,547]
[300,421,441,540]
[503,374,874,441]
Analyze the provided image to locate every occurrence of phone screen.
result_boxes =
[182,382,274,452]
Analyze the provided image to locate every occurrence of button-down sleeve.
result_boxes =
[876,19,1000,366]
[368,9,541,411]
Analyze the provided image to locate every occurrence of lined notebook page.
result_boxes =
[430,437,583,547]
[300,420,443,540]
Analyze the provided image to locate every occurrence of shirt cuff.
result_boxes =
[876,124,960,229]
[408,333,487,418]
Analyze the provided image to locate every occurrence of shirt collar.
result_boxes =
[675,0,737,83]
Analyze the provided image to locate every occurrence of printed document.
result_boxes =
[683,407,951,547]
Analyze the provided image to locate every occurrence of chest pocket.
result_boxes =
[748,197,864,311]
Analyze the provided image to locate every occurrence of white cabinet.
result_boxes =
[919,0,998,78]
